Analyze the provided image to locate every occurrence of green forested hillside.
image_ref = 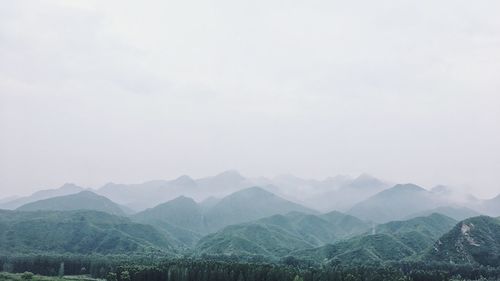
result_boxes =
[320,211,370,237]
[426,215,500,266]
[16,191,128,216]
[292,213,457,264]
[0,210,174,255]
[195,211,369,258]
[374,213,457,240]
[294,233,417,263]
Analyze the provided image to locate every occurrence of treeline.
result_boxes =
[0,255,115,278]
[110,260,500,281]
[2,255,500,281]
[0,255,156,279]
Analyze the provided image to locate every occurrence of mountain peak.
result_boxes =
[170,195,197,204]
[231,186,273,197]
[390,183,427,192]
[16,190,126,216]
[171,175,196,186]
[76,190,100,197]
[347,174,386,189]
[214,170,245,181]
[59,183,84,191]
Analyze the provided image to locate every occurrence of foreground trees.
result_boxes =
[2,255,500,281]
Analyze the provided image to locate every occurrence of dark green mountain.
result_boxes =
[320,211,370,237]
[348,184,439,223]
[294,233,416,264]
[375,213,457,240]
[195,211,369,258]
[293,213,457,264]
[16,191,128,216]
[373,213,457,253]
[204,187,317,232]
[426,216,500,266]
[132,196,205,247]
[0,210,174,255]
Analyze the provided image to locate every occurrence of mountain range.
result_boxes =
[0,183,85,210]
[2,172,494,219]
[1,180,500,268]
[16,190,131,216]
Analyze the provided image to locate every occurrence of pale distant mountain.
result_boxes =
[97,178,195,211]
[0,183,84,210]
[478,194,500,216]
[197,170,246,190]
[406,206,481,221]
[431,185,480,205]
[204,186,317,232]
[304,174,390,212]
[199,196,221,211]
[96,170,254,211]
[92,171,391,212]
[0,196,19,205]
[16,191,128,216]
[345,173,387,190]
[348,184,441,223]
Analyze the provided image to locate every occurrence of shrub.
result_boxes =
[21,271,34,280]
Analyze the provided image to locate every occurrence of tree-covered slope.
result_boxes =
[426,216,500,266]
[16,191,128,216]
[0,210,175,255]
[374,213,457,240]
[195,211,369,258]
[293,214,457,264]
[294,233,416,264]
[320,211,371,237]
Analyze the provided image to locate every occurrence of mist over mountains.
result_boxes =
[2,170,500,273]
[1,171,495,218]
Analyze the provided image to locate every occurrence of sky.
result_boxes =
[1,0,499,198]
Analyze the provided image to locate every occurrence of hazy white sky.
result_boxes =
[1,0,499,198]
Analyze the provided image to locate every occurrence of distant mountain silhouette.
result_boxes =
[0,183,84,210]
[17,190,128,216]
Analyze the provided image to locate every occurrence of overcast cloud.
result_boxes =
[1,0,499,198]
